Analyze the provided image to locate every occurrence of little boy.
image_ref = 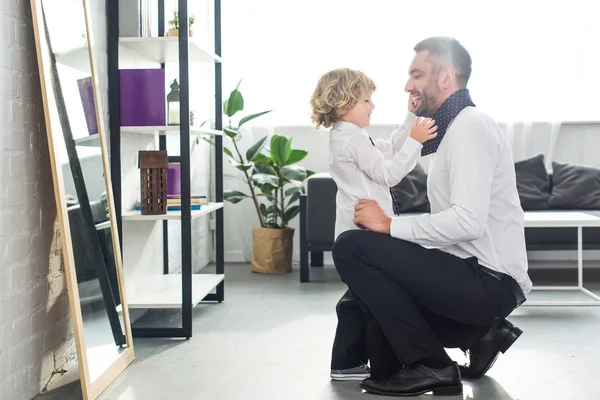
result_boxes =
[309,67,437,380]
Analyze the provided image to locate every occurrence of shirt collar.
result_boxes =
[331,120,364,133]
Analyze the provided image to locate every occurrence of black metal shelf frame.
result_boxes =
[106,0,224,339]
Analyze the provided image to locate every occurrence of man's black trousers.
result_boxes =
[330,230,520,377]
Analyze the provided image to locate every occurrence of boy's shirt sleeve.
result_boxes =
[345,130,422,188]
[373,112,418,159]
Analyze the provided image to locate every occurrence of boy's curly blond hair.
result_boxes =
[309,68,376,130]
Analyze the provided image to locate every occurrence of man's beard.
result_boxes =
[415,88,439,117]
[414,78,440,118]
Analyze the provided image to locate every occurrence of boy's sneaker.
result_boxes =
[330,364,371,381]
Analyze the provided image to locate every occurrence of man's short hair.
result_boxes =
[414,37,472,87]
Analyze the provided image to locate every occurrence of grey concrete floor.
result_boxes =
[37,263,600,400]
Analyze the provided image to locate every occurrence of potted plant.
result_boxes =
[214,81,313,273]
[167,10,195,37]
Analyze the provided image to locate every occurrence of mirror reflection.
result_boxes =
[36,0,128,384]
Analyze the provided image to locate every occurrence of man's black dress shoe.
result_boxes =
[460,318,523,379]
[360,362,462,397]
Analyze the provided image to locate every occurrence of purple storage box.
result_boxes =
[119,69,166,126]
[76,77,98,135]
[167,162,181,196]
[77,69,166,134]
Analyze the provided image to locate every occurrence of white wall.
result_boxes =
[222,121,600,265]
[0,1,76,399]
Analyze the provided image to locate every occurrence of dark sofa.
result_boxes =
[299,154,600,282]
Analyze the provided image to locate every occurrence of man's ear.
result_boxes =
[439,67,455,90]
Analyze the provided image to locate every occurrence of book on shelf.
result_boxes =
[135,195,209,211]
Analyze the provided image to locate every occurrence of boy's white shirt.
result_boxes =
[328,112,421,240]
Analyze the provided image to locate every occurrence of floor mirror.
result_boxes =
[30,0,135,398]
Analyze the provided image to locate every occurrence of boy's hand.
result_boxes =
[408,95,419,114]
[410,118,438,144]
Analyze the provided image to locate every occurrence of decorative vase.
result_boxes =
[251,226,295,274]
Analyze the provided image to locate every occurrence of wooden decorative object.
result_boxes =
[138,150,168,215]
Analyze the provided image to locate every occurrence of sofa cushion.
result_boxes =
[548,161,600,209]
[306,173,337,245]
[514,154,551,210]
[390,164,430,214]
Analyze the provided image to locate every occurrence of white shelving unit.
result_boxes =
[107,0,225,338]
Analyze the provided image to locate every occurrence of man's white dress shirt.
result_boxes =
[328,114,422,240]
[390,107,533,294]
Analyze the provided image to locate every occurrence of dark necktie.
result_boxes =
[421,88,475,156]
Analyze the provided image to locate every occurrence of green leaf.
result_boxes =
[223,190,248,204]
[287,191,300,205]
[203,138,215,146]
[306,170,316,179]
[254,161,277,176]
[228,159,252,171]
[270,135,291,166]
[260,203,268,218]
[251,173,279,186]
[236,164,253,172]
[283,136,293,163]
[223,146,234,158]
[253,153,272,164]
[246,135,268,162]
[238,111,272,128]
[285,186,302,196]
[257,192,276,201]
[281,165,306,181]
[287,149,308,164]
[225,89,244,117]
[284,205,300,223]
[224,127,238,138]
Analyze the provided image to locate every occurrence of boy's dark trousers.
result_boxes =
[331,288,411,377]
[331,289,367,370]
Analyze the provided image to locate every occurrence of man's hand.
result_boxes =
[354,199,392,234]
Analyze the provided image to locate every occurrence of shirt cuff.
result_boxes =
[400,112,417,129]
[390,215,415,241]
[401,136,423,154]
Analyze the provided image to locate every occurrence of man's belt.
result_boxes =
[479,265,526,307]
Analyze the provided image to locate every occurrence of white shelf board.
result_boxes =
[95,221,111,231]
[120,126,223,136]
[74,127,221,147]
[122,202,223,221]
[119,37,221,64]
[56,37,221,73]
[121,274,224,309]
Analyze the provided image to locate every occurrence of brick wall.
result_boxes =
[0,1,76,399]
